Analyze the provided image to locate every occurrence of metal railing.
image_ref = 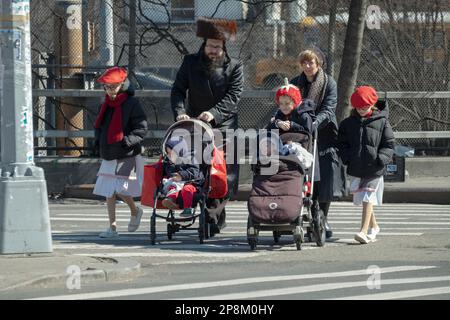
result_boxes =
[33,89,450,140]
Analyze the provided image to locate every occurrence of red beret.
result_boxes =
[351,86,378,108]
[97,67,127,84]
[275,80,302,107]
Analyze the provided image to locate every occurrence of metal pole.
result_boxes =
[128,0,136,84]
[55,0,84,156]
[0,0,52,254]
[99,0,114,66]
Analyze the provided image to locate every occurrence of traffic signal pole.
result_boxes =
[0,0,52,254]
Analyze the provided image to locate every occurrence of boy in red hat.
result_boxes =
[338,86,395,244]
[267,78,315,135]
[93,66,148,238]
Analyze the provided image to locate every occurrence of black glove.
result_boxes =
[92,140,100,157]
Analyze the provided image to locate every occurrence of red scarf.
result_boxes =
[94,92,128,144]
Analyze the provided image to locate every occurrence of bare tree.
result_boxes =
[336,0,369,123]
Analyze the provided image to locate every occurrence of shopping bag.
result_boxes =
[208,147,228,199]
[141,157,165,208]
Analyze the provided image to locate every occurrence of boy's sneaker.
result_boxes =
[354,232,370,244]
[128,206,144,232]
[180,208,194,217]
[99,227,119,238]
[367,226,380,241]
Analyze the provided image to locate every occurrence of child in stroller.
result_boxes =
[148,119,226,245]
[161,136,205,217]
[246,80,326,250]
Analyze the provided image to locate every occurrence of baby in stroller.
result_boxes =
[246,80,325,250]
[161,136,205,217]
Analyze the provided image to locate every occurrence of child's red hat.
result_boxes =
[275,78,302,106]
[97,67,128,84]
[351,86,378,108]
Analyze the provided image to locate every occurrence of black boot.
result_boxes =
[320,202,333,239]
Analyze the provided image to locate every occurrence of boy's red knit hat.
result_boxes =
[275,78,302,106]
[351,86,378,108]
[97,67,128,84]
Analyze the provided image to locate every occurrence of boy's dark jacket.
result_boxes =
[338,100,395,178]
[267,99,316,135]
[163,158,205,186]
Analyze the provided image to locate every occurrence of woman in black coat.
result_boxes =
[290,49,346,239]
[93,67,148,238]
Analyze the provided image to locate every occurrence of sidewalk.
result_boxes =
[0,252,141,292]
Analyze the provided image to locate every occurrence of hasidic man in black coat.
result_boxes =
[171,17,244,236]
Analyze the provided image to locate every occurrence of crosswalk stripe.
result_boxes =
[185,275,450,300]
[28,265,435,300]
[53,215,433,222]
[329,286,450,300]
[49,217,450,225]
[333,231,423,236]
[74,251,266,258]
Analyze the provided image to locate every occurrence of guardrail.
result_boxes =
[32,89,450,140]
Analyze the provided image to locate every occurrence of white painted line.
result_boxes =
[319,227,450,230]
[330,286,450,300]
[185,275,450,300]
[75,251,267,258]
[28,265,436,300]
[52,243,255,250]
[328,221,450,225]
[51,217,449,225]
[333,231,423,236]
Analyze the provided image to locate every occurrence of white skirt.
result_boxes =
[351,176,384,206]
[93,155,144,198]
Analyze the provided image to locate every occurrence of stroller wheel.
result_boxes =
[295,239,302,250]
[273,231,281,244]
[150,215,156,245]
[167,224,173,240]
[248,238,257,251]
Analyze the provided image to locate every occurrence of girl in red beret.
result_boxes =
[93,67,148,238]
[267,78,315,135]
[338,86,395,244]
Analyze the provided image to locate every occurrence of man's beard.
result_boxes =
[203,52,225,72]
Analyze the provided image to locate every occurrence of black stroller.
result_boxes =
[149,119,219,245]
[247,130,326,250]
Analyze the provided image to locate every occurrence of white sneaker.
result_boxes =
[367,226,380,241]
[354,232,370,244]
[99,227,119,238]
[128,206,144,232]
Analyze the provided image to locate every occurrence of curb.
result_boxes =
[0,256,141,292]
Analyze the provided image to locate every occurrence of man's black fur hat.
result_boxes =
[196,17,237,41]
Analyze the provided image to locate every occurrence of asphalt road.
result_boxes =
[2,200,450,301]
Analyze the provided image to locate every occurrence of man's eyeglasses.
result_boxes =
[205,44,223,51]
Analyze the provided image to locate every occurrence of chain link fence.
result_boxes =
[30,0,450,156]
